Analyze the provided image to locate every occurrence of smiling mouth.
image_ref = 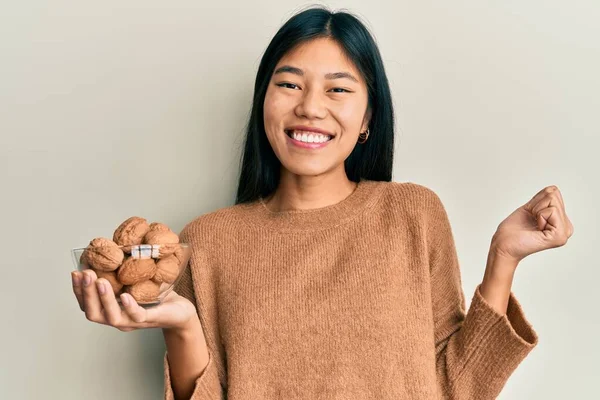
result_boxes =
[284,129,334,144]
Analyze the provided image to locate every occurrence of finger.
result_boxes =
[524,186,550,210]
[531,194,565,222]
[530,195,549,219]
[552,189,574,236]
[532,198,573,241]
[82,269,106,324]
[553,187,565,209]
[531,189,573,233]
[96,279,124,327]
[71,271,84,311]
[538,207,569,245]
[537,206,564,233]
[525,185,558,212]
[551,190,574,236]
[120,293,149,325]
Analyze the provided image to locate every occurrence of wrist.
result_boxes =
[163,315,202,340]
[485,248,518,280]
[489,237,520,267]
[481,247,517,294]
[480,247,518,315]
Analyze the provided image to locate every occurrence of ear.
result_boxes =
[361,108,372,132]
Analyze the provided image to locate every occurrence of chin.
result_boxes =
[283,162,332,178]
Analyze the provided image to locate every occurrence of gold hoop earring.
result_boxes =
[358,128,370,144]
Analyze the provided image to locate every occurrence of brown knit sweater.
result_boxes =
[163,179,538,399]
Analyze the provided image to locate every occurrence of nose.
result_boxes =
[294,86,327,120]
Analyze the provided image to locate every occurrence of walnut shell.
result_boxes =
[154,243,177,258]
[152,255,180,284]
[81,238,124,272]
[93,269,124,295]
[144,228,179,245]
[113,217,150,247]
[79,254,90,269]
[149,222,170,232]
[125,280,161,303]
[173,245,190,265]
[117,257,157,285]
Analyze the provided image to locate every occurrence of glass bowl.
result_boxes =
[71,243,191,307]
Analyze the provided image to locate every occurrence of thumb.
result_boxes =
[534,207,567,249]
[536,207,559,231]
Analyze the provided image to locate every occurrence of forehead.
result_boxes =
[275,38,362,81]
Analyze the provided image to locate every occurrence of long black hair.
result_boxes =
[235,5,395,204]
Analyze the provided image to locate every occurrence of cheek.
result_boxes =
[263,90,290,129]
[263,91,291,154]
[334,101,367,133]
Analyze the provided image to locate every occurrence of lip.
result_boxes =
[286,125,335,137]
[286,134,332,149]
[285,127,333,149]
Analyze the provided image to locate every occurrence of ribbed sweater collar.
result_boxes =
[236,179,386,232]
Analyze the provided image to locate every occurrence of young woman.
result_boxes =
[70,6,573,400]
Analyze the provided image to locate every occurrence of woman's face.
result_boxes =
[263,37,371,178]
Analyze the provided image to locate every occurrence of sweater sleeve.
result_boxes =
[426,190,539,399]
[163,226,227,400]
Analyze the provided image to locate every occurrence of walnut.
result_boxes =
[154,243,177,258]
[173,245,190,264]
[117,257,157,285]
[152,255,180,284]
[149,222,170,232]
[79,254,90,269]
[81,238,124,272]
[113,217,150,248]
[152,242,190,262]
[93,269,124,295]
[144,224,179,245]
[125,280,161,303]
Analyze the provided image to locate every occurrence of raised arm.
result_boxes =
[426,190,538,399]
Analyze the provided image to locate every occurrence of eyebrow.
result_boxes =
[273,65,359,83]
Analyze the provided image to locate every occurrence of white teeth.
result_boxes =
[289,130,332,144]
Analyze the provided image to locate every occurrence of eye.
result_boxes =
[276,82,300,90]
[329,88,352,93]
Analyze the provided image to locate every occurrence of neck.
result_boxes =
[264,169,358,212]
